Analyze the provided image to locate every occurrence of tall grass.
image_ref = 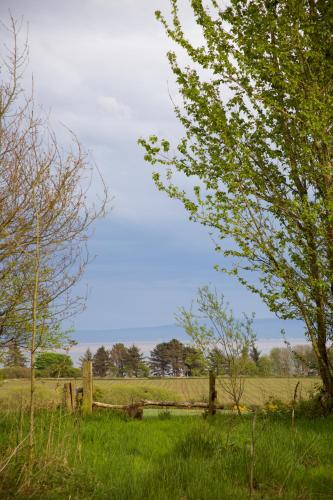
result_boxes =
[1,409,333,499]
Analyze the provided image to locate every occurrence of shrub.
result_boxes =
[262,397,291,415]
[295,385,328,417]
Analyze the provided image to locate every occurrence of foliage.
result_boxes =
[149,339,206,376]
[257,355,273,376]
[92,346,110,377]
[139,0,333,407]
[35,352,74,377]
[207,347,226,375]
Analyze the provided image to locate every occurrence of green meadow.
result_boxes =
[0,409,333,499]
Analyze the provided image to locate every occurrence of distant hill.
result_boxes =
[71,318,306,344]
[69,318,308,365]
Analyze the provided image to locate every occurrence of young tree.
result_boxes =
[177,286,256,414]
[0,17,108,463]
[140,1,333,409]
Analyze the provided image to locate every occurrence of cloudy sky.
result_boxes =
[0,0,274,332]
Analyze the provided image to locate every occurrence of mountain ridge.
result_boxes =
[71,318,306,344]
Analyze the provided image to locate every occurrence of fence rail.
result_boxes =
[63,361,219,418]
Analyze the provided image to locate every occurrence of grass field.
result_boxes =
[1,410,333,499]
[0,376,320,410]
[0,377,331,498]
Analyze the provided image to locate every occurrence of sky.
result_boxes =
[0,0,276,333]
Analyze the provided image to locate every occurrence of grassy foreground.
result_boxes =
[0,410,333,499]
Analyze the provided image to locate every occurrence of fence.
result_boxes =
[63,361,223,418]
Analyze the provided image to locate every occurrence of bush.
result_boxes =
[295,385,328,417]
[262,397,291,415]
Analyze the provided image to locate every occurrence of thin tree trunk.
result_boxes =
[28,196,40,472]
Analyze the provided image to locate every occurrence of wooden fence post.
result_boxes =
[209,371,217,415]
[82,361,93,414]
[63,382,74,412]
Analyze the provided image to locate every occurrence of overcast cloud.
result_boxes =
[0,0,274,332]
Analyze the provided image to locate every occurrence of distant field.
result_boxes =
[0,376,320,409]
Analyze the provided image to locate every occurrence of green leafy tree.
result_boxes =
[140,0,333,410]
[183,345,206,376]
[35,352,73,377]
[257,355,273,376]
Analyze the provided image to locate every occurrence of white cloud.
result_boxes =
[97,95,132,117]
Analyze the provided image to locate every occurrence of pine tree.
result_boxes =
[167,339,185,376]
[92,346,109,377]
[4,341,27,367]
[79,347,93,368]
[149,342,170,376]
[125,345,145,377]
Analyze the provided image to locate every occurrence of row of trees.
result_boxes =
[74,340,320,378]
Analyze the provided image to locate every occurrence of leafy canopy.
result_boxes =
[139,1,333,358]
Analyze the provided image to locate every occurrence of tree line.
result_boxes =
[2,336,324,379]
[86,341,321,378]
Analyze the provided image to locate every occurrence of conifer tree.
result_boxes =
[92,346,109,377]
[79,347,93,368]
[4,341,26,367]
